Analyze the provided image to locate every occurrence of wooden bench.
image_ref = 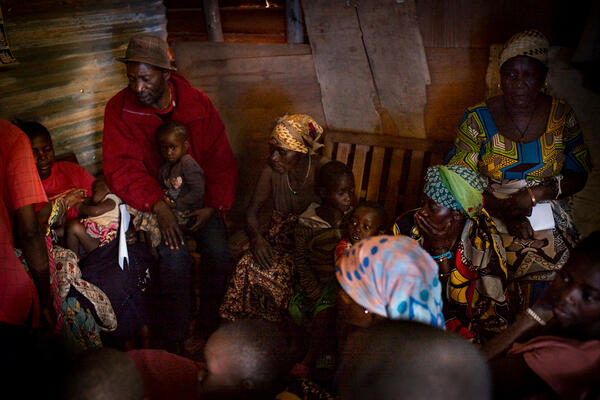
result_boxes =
[323,131,454,222]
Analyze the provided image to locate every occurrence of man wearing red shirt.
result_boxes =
[103,35,237,350]
[0,119,56,392]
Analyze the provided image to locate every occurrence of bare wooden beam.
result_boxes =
[285,0,304,43]
[203,0,224,42]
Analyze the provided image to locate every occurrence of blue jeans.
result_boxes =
[156,214,231,342]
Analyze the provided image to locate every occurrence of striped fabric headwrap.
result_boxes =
[423,165,486,218]
[269,114,324,155]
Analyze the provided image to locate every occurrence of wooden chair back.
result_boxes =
[323,131,453,223]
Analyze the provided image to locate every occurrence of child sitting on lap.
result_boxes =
[335,201,387,262]
[156,121,205,229]
[65,178,121,257]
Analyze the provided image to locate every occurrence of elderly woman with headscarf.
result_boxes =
[446,29,591,314]
[220,114,329,322]
[335,235,445,350]
[393,164,510,343]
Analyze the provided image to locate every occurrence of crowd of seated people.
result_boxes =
[1,29,598,399]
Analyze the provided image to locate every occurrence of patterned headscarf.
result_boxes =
[424,165,487,218]
[336,235,444,329]
[269,114,324,155]
[499,29,549,68]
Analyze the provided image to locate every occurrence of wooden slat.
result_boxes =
[325,130,452,154]
[324,136,334,160]
[336,143,351,165]
[404,150,426,210]
[352,145,370,199]
[171,41,311,61]
[384,148,406,218]
[366,146,385,202]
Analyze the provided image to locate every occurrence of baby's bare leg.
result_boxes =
[65,219,100,256]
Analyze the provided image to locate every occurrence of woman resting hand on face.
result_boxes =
[220,114,329,323]
[446,30,591,312]
[394,164,511,344]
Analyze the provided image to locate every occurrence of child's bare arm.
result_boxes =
[78,198,116,217]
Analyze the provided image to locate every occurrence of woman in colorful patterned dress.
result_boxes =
[220,114,328,322]
[393,165,511,343]
[446,30,591,312]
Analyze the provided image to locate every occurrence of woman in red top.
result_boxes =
[16,121,94,223]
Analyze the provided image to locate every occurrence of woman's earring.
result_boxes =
[364,309,369,314]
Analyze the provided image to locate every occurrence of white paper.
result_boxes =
[527,203,555,231]
[118,204,130,269]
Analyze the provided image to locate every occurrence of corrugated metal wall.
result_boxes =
[0,0,167,174]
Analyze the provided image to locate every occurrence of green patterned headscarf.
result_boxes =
[423,165,486,218]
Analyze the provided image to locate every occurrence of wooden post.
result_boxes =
[203,0,224,42]
[285,0,304,44]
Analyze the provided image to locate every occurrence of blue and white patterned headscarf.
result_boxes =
[336,235,445,329]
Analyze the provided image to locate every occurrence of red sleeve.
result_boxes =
[6,130,48,211]
[509,336,600,399]
[102,96,164,212]
[192,94,237,213]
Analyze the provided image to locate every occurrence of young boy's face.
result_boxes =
[158,131,188,164]
[348,207,382,245]
[548,253,600,331]
[324,174,355,214]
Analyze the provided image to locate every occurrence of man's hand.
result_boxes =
[185,207,215,232]
[39,305,58,339]
[153,200,185,250]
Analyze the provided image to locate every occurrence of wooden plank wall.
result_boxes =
[172,42,325,224]
[302,0,430,138]
[0,0,167,175]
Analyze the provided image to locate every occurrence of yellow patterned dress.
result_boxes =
[447,98,591,312]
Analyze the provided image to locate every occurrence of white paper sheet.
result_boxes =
[527,203,555,231]
[118,204,130,269]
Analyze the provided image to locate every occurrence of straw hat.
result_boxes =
[117,34,176,71]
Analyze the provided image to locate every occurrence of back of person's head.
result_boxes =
[338,320,491,400]
[200,319,292,399]
[318,160,352,190]
[13,120,52,142]
[61,347,144,400]
[156,120,187,142]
